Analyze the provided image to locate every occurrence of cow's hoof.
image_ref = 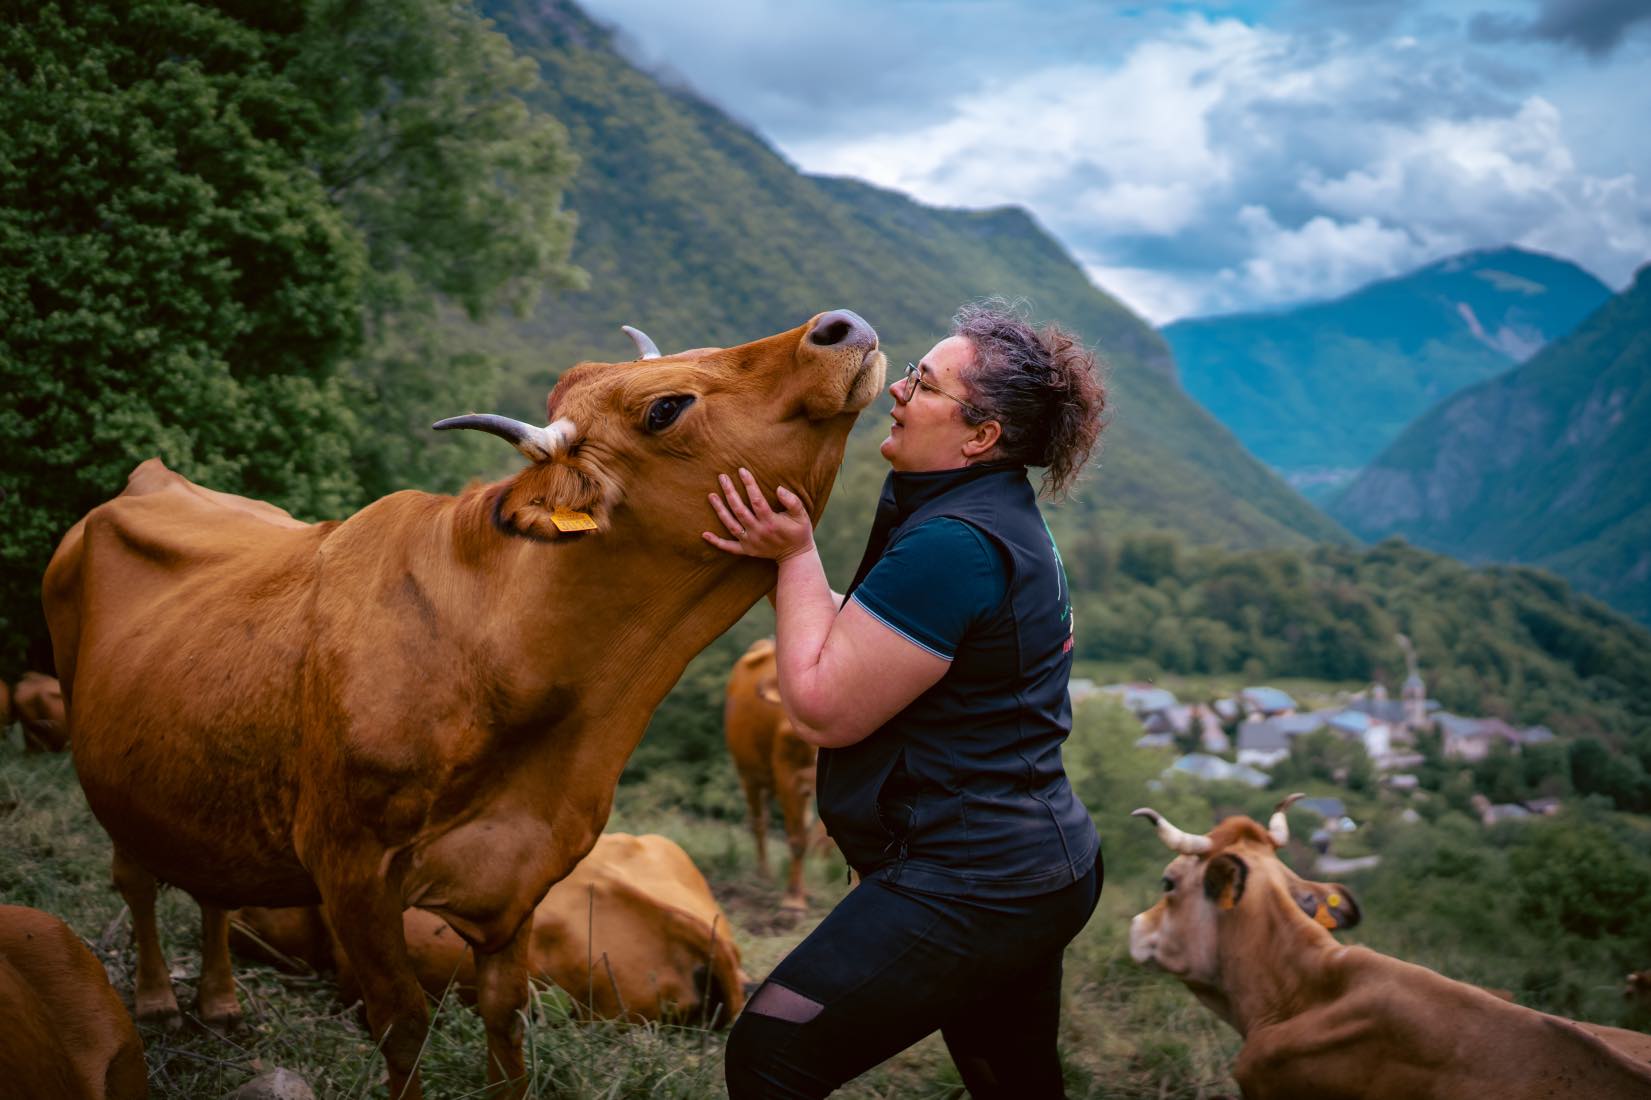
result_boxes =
[779,896,808,914]
[137,999,183,1031]
[200,1004,244,1033]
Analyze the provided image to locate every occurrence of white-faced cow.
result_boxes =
[725,637,823,911]
[43,312,883,1099]
[230,832,749,1026]
[1129,795,1651,1099]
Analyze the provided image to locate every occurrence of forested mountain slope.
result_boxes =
[1164,248,1609,497]
[479,0,1347,565]
[1331,265,1651,624]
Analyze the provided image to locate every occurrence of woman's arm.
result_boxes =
[705,470,948,748]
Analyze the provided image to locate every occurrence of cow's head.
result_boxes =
[1128,795,1361,1012]
[436,311,884,549]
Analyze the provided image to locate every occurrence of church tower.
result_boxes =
[1396,634,1426,731]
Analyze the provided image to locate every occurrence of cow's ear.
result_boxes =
[1204,853,1248,911]
[1294,881,1361,931]
[755,677,783,705]
[495,460,611,540]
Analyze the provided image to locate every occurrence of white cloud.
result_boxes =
[1080,262,1211,326]
[1215,207,1444,307]
[580,2,1651,321]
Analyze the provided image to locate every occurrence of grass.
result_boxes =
[0,743,1241,1098]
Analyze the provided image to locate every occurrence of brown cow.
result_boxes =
[231,832,748,1026]
[0,905,148,1100]
[1630,970,1651,1006]
[14,671,67,752]
[725,637,822,911]
[1128,796,1651,1098]
[44,311,883,1098]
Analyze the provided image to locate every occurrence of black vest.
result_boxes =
[817,462,1099,897]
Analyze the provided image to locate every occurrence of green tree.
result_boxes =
[0,0,582,671]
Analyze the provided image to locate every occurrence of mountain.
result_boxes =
[1330,265,1651,623]
[472,0,1346,570]
[1162,248,1611,499]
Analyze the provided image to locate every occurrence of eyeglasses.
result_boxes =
[896,362,985,417]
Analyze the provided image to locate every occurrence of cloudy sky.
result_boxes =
[576,0,1651,323]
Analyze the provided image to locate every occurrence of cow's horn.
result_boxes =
[1132,808,1213,855]
[1269,793,1306,847]
[433,414,577,462]
[622,324,661,360]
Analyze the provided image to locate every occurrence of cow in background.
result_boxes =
[1630,970,1650,1007]
[0,905,148,1100]
[725,637,824,911]
[231,833,749,1026]
[45,310,883,1099]
[1129,795,1651,1098]
[13,672,67,752]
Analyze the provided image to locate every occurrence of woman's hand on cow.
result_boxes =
[704,468,813,561]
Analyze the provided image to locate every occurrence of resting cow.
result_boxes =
[0,905,148,1100]
[13,671,67,752]
[44,311,883,1099]
[230,832,748,1025]
[1129,796,1651,1099]
[725,637,823,911]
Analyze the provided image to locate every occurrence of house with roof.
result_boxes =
[1240,686,1297,717]
[1100,683,1178,716]
[1165,753,1270,789]
[1326,708,1393,759]
[1235,712,1325,768]
[1436,713,1523,761]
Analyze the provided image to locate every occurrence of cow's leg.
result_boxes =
[743,780,770,879]
[473,925,531,1099]
[111,845,181,1027]
[197,904,243,1030]
[778,782,811,912]
[319,873,429,1100]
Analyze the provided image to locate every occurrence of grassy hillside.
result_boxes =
[475,0,1346,556]
[6,699,1648,1098]
[1165,248,1610,496]
[1331,265,1651,623]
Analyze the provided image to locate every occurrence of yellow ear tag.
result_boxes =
[549,506,598,533]
[1314,904,1337,929]
[1327,893,1342,908]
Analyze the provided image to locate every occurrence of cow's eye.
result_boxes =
[646,395,695,433]
[1161,876,1175,893]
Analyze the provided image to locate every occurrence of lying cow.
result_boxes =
[725,637,823,911]
[13,672,67,753]
[0,905,148,1100]
[1129,796,1651,1099]
[230,832,748,1026]
[44,311,883,1099]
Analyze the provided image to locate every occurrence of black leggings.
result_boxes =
[724,852,1102,1099]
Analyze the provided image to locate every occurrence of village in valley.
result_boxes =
[1075,635,1565,872]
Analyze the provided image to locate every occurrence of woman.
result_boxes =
[708,302,1106,1099]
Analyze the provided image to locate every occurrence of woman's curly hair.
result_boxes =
[952,299,1108,500]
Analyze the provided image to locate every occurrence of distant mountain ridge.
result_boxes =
[475,0,1346,566]
[1330,264,1651,623]
[1163,248,1611,498]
